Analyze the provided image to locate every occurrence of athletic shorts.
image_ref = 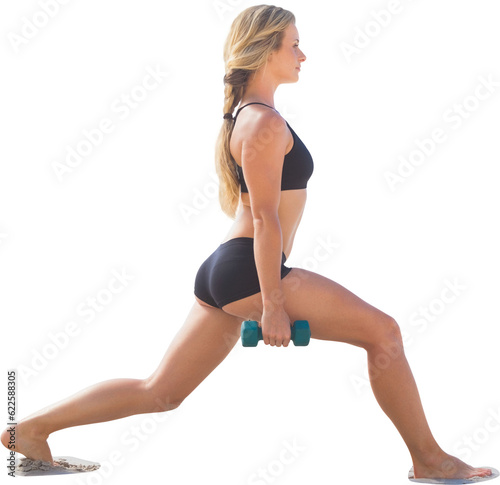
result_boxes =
[194,237,293,309]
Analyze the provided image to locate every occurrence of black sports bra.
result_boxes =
[231,102,314,192]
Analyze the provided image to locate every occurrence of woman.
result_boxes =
[2,5,497,482]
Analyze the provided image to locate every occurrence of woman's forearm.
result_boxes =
[253,215,284,309]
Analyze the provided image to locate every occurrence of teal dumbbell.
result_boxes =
[240,320,310,347]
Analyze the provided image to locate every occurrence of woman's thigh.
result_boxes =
[146,298,242,408]
[222,268,397,349]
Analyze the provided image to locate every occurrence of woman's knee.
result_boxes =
[366,314,403,351]
[142,378,183,412]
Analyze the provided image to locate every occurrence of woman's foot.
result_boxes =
[414,451,494,480]
[1,422,53,465]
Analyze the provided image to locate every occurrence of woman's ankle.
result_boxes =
[411,443,448,467]
[18,419,50,441]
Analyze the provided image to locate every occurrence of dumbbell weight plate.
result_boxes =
[291,320,311,346]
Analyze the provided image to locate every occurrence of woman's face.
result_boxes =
[268,23,306,84]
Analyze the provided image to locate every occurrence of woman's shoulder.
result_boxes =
[231,107,290,159]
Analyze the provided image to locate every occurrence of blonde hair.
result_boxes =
[215,5,295,219]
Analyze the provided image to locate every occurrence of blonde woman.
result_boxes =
[2,5,497,483]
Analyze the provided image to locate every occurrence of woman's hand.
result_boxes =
[260,305,292,347]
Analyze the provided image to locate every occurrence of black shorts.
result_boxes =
[194,237,293,309]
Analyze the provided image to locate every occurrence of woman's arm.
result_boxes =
[240,110,291,344]
[253,212,283,308]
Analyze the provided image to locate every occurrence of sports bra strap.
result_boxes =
[233,102,278,122]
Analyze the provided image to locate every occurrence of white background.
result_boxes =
[1,1,499,484]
